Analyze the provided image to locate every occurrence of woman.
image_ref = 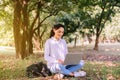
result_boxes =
[44,24,86,79]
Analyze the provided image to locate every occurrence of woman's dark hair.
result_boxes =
[49,24,65,38]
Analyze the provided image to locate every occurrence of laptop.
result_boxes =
[63,53,83,65]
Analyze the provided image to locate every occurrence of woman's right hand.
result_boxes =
[57,59,64,64]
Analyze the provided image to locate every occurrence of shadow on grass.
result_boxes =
[0,54,120,80]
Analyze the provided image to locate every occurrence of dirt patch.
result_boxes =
[83,52,120,61]
[68,44,120,62]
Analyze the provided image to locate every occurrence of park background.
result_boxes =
[0,0,120,80]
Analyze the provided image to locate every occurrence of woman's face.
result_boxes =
[53,27,64,40]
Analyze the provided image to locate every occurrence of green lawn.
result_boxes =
[0,54,120,80]
[0,45,120,80]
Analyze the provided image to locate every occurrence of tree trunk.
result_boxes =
[20,32,26,59]
[74,36,77,47]
[28,34,33,54]
[13,0,33,59]
[13,0,22,58]
[94,28,100,51]
[87,34,92,44]
[20,0,33,59]
[21,0,28,59]
[94,35,99,50]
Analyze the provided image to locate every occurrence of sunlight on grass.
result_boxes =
[0,46,120,80]
[0,55,120,80]
[0,54,44,80]
[84,61,120,80]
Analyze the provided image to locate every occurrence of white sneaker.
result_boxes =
[79,60,85,66]
[74,71,86,77]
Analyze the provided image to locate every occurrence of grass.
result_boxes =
[0,54,44,80]
[0,44,120,80]
[0,54,120,80]
[84,61,120,80]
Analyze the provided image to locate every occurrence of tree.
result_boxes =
[56,12,82,44]
[55,4,94,44]
[13,0,30,59]
[74,0,120,50]
[91,0,120,50]
[56,0,120,50]
[13,0,72,59]
[29,0,71,50]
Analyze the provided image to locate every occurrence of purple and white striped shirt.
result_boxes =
[44,37,68,67]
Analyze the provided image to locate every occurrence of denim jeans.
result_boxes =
[59,64,83,75]
[49,60,84,75]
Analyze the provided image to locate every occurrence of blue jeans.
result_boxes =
[59,64,83,75]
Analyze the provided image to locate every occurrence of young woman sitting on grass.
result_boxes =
[44,24,86,79]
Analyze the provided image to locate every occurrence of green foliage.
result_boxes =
[56,12,81,42]
[56,10,95,42]
[55,0,120,49]
[103,13,120,39]
[0,0,13,46]
[0,0,120,48]
[27,0,74,50]
[112,66,120,79]
[75,0,120,37]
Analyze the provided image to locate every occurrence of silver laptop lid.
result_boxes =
[63,53,82,65]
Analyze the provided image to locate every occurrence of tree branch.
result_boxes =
[40,26,47,39]
[30,11,39,32]
[99,2,117,34]
[33,14,52,33]
[97,1,107,35]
